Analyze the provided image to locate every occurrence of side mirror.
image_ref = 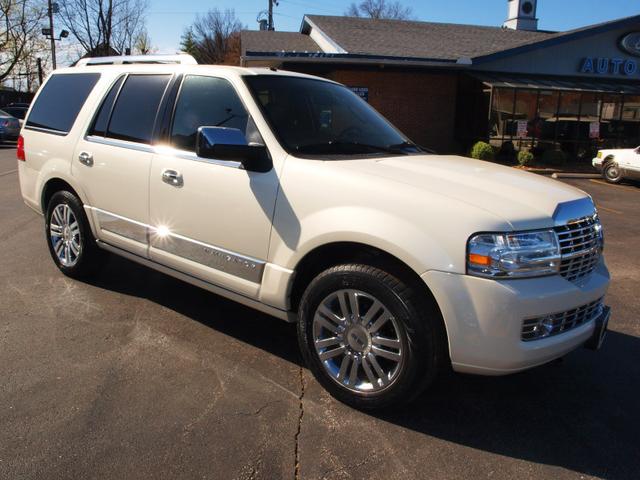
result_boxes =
[196,127,272,173]
[635,146,640,154]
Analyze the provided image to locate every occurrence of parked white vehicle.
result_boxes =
[593,146,640,183]
[18,55,610,409]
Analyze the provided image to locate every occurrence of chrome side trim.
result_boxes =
[552,197,596,226]
[153,145,242,169]
[95,240,294,322]
[90,207,148,243]
[150,229,265,283]
[89,206,265,283]
[24,125,68,136]
[85,135,155,153]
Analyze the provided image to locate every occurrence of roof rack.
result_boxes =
[75,54,197,67]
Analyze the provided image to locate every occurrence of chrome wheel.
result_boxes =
[312,289,403,393]
[605,164,621,181]
[49,204,82,267]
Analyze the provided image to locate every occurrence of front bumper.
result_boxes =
[592,157,603,171]
[422,260,610,375]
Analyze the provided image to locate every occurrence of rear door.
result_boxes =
[73,73,172,257]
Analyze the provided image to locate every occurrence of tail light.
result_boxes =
[17,135,25,161]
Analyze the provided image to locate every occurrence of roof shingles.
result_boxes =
[304,15,556,61]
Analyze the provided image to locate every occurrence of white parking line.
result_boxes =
[0,169,17,177]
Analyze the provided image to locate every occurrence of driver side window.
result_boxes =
[171,75,259,152]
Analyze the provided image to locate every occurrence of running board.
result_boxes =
[96,240,294,322]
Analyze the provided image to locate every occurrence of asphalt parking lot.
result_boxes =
[1,146,639,480]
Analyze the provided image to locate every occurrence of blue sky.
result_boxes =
[146,0,639,52]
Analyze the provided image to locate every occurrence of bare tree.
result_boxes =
[346,0,413,20]
[0,0,45,82]
[182,8,244,65]
[57,0,149,57]
[133,28,153,55]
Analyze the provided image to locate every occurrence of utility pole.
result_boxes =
[47,0,57,69]
[268,0,278,31]
[36,58,43,85]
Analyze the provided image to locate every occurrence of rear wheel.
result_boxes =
[45,190,105,278]
[297,264,446,410]
[603,162,623,184]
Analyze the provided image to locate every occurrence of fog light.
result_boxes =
[531,316,555,338]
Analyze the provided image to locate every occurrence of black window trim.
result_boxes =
[85,73,127,139]
[24,72,101,137]
[85,72,175,148]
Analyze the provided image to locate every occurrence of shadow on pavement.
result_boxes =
[87,253,638,480]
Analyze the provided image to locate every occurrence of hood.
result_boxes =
[335,155,593,230]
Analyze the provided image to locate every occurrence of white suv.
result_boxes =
[18,55,610,409]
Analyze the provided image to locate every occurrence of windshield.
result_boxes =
[244,75,421,157]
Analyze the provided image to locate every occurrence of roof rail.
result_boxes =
[75,54,197,67]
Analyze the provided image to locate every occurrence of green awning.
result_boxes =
[472,72,640,95]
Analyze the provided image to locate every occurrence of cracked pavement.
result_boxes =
[1,147,639,479]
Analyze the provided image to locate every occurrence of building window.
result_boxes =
[536,90,559,142]
[620,95,640,147]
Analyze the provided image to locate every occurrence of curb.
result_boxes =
[551,173,601,179]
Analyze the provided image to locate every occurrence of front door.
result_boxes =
[73,73,172,257]
[148,75,279,298]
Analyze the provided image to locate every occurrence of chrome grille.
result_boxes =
[522,298,604,341]
[554,215,601,282]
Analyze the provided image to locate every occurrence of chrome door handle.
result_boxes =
[162,169,183,187]
[78,151,93,167]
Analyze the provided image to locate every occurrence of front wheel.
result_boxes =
[603,162,623,184]
[45,190,105,278]
[297,264,446,410]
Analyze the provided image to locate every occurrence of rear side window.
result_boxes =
[89,76,124,137]
[106,74,170,144]
[26,73,100,133]
[170,75,249,151]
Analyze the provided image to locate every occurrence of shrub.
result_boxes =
[470,141,495,161]
[542,149,567,166]
[517,149,534,167]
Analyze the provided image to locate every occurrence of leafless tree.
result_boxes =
[57,0,149,57]
[346,0,413,20]
[133,28,153,55]
[183,8,244,65]
[0,0,45,82]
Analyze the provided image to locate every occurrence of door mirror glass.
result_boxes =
[196,127,271,173]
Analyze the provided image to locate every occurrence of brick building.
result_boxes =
[240,1,640,162]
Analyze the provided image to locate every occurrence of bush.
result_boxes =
[517,149,534,167]
[470,141,495,161]
[542,149,567,166]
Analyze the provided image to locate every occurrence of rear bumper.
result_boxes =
[422,260,610,375]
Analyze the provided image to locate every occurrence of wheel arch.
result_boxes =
[288,241,449,349]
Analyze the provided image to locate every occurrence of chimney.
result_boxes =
[504,0,539,31]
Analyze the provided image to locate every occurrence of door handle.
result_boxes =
[162,169,183,187]
[78,151,93,167]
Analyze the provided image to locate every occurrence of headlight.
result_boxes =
[467,230,561,278]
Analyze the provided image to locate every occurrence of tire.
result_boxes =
[297,264,446,410]
[45,190,105,278]
[603,162,623,184]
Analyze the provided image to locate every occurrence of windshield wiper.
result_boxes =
[388,141,424,153]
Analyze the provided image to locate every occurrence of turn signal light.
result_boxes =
[468,253,491,266]
[16,135,25,161]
